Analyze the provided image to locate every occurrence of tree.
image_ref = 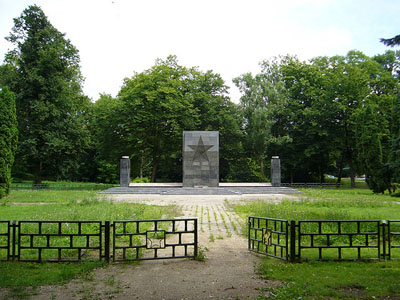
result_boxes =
[274,56,340,183]
[234,58,290,182]
[90,94,126,183]
[2,5,89,183]
[182,69,244,182]
[237,51,399,189]
[381,34,400,47]
[355,104,390,193]
[0,87,18,198]
[374,51,400,189]
[91,57,243,183]
[118,56,198,182]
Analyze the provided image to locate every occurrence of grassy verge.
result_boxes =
[234,188,400,299]
[258,259,400,299]
[1,190,99,204]
[0,190,177,297]
[236,188,400,221]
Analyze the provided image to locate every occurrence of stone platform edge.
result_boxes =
[129,182,272,187]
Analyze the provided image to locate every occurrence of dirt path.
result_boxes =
[29,196,288,300]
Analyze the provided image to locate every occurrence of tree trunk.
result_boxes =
[260,158,265,182]
[343,120,355,188]
[34,161,42,184]
[139,155,143,179]
[348,157,356,188]
[151,158,159,183]
[337,155,344,185]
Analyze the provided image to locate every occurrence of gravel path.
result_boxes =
[28,195,293,300]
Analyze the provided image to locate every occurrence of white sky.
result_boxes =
[0,0,399,102]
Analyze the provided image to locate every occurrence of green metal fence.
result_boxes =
[0,219,197,262]
[248,216,400,261]
[11,183,117,191]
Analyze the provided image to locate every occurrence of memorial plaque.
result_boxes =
[183,131,219,187]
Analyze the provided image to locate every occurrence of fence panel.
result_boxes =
[112,218,197,261]
[388,220,400,259]
[298,220,380,260]
[11,183,116,191]
[0,221,10,261]
[248,216,289,260]
[17,221,102,262]
[281,183,338,188]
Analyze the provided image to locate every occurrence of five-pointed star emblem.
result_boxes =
[188,136,213,163]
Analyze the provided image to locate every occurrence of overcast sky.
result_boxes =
[0,0,399,102]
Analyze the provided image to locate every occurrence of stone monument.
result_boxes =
[183,131,219,187]
[271,156,281,187]
[120,156,131,187]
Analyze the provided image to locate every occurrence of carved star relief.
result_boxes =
[188,136,213,163]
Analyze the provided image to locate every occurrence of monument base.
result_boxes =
[102,183,300,195]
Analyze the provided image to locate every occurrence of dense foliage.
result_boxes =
[0,5,92,184]
[1,6,399,193]
[93,56,243,182]
[0,87,18,198]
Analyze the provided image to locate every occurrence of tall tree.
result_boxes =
[234,58,290,182]
[184,69,244,181]
[320,52,374,187]
[373,51,400,190]
[118,56,198,182]
[90,94,126,183]
[0,87,18,198]
[355,103,391,193]
[2,5,89,183]
[275,56,339,183]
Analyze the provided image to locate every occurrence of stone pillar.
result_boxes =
[271,156,281,187]
[120,156,131,187]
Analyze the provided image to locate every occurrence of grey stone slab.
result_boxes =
[271,156,281,187]
[183,131,219,187]
[120,156,130,187]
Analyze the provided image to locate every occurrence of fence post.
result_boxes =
[382,220,387,260]
[104,221,110,262]
[194,219,198,258]
[248,218,251,250]
[11,220,16,261]
[290,220,296,262]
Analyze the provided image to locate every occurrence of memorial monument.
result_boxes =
[182,131,219,187]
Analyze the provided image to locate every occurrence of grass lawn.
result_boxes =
[234,187,400,299]
[0,189,177,298]
[1,190,99,204]
[257,259,400,299]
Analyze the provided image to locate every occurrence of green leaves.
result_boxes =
[93,56,240,182]
[2,5,88,183]
[0,87,18,198]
